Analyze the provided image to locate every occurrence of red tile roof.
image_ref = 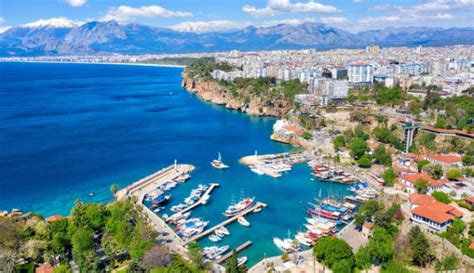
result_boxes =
[426,154,462,164]
[409,194,436,205]
[421,126,474,138]
[412,206,454,224]
[363,222,374,230]
[400,173,444,187]
[36,263,53,273]
[470,241,474,250]
[45,215,62,222]
[466,196,474,204]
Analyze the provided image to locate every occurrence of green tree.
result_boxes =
[226,250,239,273]
[417,160,430,173]
[414,179,429,194]
[435,253,459,271]
[110,184,118,194]
[463,154,474,166]
[434,116,448,129]
[357,155,372,168]
[53,264,73,273]
[381,261,414,273]
[431,191,451,204]
[409,226,434,267]
[354,200,383,227]
[364,227,395,265]
[187,241,205,269]
[313,237,354,271]
[446,169,462,181]
[355,246,371,271]
[373,145,392,166]
[349,137,369,160]
[430,164,444,179]
[71,228,94,268]
[381,168,397,187]
[333,135,346,151]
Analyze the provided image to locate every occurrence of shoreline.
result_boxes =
[1,60,186,68]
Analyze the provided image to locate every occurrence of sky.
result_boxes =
[0,0,473,33]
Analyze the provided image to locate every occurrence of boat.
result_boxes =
[224,194,255,217]
[237,257,248,267]
[250,165,264,175]
[254,206,262,212]
[211,152,229,169]
[295,232,312,246]
[152,194,171,207]
[201,194,210,205]
[273,237,299,253]
[170,203,188,213]
[238,216,250,227]
[215,226,230,236]
[209,234,221,242]
[153,206,164,213]
[175,174,190,183]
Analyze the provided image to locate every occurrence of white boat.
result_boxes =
[215,226,230,237]
[238,216,250,227]
[237,257,248,267]
[153,206,164,213]
[175,174,190,183]
[211,152,229,169]
[224,195,255,217]
[209,235,221,242]
[218,226,230,235]
[250,165,264,175]
[273,237,298,253]
[295,232,312,246]
[201,194,210,205]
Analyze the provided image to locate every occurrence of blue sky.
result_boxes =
[1,0,473,32]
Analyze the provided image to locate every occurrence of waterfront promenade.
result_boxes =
[116,163,195,257]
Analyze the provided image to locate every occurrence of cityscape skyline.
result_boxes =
[1,0,474,33]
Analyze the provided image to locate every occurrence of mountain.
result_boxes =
[0,20,473,56]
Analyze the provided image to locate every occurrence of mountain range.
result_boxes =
[1,20,473,56]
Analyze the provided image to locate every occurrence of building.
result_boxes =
[36,263,53,273]
[398,173,444,193]
[425,154,463,168]
[410,193,463,232]
[362,222,374,238]
[348,63,374,83]
[466,196,474,206]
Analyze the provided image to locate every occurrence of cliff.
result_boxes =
[181,72,292,117]
[270,133,314,149]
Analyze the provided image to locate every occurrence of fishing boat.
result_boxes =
[211,152,229,169]
[237,216,250,227]
[224,192,255,217]
[237,257,248,267]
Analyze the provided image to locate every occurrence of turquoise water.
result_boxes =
[0,62,352,266]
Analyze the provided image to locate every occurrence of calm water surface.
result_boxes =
[0,62,351,265]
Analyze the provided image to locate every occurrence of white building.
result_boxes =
[348,63,374,83]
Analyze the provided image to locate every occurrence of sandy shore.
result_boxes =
[4,60,186,68]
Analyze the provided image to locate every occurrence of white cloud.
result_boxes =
[431,12,455,19]
[320,16,350,25]
[66,0,87,7]
[353,0,364,3]
[243,0,339,17]
[172,20,251,32]
[0,17,5,24]
[22,17,83,28]
[101,5,193,23]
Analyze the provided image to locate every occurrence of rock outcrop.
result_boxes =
[181,72,291,117]
[270,133,313,149]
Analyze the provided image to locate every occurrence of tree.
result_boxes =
[417,160,430,173]
[349,137,369,160]
[409,226,434,267]
[226,250,239,273]
[355,246,371,271]
[381,168,397,187]
[431,191,451,204]
[187,241,206,269]
[373,145,392,166]
[434,116,448,129]
[428,164,443,179]
[381,260,414,273]
[313,237,354,271]
[140,245,171,270]
[364,227,395,265]
[415,178,429,194]
[333,135,346,151]
[463,154,474,166]
[446,169,462,181]
[357,155,372,168]
[71,228,94,268]
[53,264,73,273]
[354,200,383,227]
[435,253,459,271]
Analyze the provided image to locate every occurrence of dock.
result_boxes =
[166,183,220,222]
[215,241,253,264]
[185,202,267,243]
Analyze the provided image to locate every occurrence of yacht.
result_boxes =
[295,232,312,246]
[237,257,248,267]
[224,195,255,217]
[209,234,221,242]
[238,216,250,227]
[211,152,229,169]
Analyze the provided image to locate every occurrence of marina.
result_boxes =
[215,240,253,264]
[240,151,312,178]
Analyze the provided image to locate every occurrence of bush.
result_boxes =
[302,131,312,140]
[382,168,397,187]
[431,191,451,204]
[446,169,462,181]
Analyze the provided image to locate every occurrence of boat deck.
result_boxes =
[185,202,267,243]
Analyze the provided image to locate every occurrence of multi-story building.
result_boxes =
[348,63,374,83]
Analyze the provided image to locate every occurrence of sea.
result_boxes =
[0,62,352,266]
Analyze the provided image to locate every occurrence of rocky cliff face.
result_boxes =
[270,133,314,149]
[181,72,292,117]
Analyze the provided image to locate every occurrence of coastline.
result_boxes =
[0,60,186,68]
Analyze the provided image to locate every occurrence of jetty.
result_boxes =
[166,183,220,222]
[185,202,267,243]
[215,241,253,264]
[240,151,312,178]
